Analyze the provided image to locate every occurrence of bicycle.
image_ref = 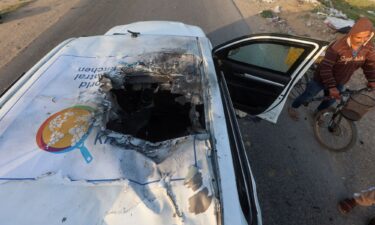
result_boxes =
[311,88,375,152]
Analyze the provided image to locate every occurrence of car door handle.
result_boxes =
[235,73,285,87]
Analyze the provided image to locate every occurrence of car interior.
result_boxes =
[103,52,206,142]
[215,40,314,115]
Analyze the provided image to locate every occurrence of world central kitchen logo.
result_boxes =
[74,66,117,89]
[36,106,95,163]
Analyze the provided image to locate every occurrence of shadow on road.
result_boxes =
[206,19,251,46]
[1,7,50,24]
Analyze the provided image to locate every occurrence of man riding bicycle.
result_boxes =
[289,17,375,121]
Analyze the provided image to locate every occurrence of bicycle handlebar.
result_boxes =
[342,87,374,95]
[310,87,374,102]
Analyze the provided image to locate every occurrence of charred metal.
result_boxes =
[100,51,206,143]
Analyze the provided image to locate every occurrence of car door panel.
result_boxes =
[227,81,284,115]
[219,58,289,115]
[218,71,259,225]
[213,34,328,123]
[220,58,291,84]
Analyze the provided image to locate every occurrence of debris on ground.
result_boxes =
[298,0,319,4]
[258,0,275,3]
[273,5,281,14]
[326,7,348,19]
[335,26,351,34]
[324,16,354,31]
[243,0,363,40]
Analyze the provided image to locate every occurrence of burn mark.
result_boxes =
[184,166,203,191]
[100,51,205,143]
[188,187,212,214]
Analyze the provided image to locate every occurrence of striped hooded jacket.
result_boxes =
[314,17,375,88]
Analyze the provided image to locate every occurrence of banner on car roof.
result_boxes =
[0,52,203,181]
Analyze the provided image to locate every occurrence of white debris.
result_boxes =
[313,1,349,20]
[273,5,281,14]
[300,0,319,3]
[272,16,281,22]
[368,11,375,16]
[317,12,329,17]
[235,109,247,118]
[328,8,347,19]
[324,16,354,30]
[259,0,274,3]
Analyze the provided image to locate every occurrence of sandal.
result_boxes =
[337,198,357,215]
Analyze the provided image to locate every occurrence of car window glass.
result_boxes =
[227,43,305,73]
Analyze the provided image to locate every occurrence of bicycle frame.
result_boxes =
[328,101,346,133]
[311,87,373,151]
[322,88,371,132]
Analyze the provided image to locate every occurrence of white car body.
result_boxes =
[0,21,327,225]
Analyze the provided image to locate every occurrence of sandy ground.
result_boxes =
[233,0,375,123]
[0,0,80,69]
[0,0,346,72]
[234,0,338,39]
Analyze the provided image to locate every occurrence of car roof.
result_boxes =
[105,21,206,37]
[0,34,218,224]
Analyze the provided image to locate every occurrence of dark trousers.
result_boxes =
[291,80,344,111]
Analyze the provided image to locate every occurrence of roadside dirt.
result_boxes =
[0,0,353,72]
[234,0,342,40]
[233,0,372,101]
[0,0,80,70]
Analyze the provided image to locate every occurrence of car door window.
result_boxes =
[227,43,305,74]
[213,35,327,122]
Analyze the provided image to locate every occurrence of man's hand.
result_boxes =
[329,87,341,99]
[367,82,375,89]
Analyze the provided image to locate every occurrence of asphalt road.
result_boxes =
[240,103,375,225]
[1,0,375,225]
[0,0,250,93]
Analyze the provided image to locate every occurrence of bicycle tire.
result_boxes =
[313,108,357,152]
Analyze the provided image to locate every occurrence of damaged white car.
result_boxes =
[0,21,326,225]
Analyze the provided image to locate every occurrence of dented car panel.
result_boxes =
[0,33,253,225]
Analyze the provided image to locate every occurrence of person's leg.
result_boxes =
[291,80,325,108]
[288,80,324,120]
[317,84,345,111]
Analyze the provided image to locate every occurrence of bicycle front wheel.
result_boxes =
[313,108,357,152]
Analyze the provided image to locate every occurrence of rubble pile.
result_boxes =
[255,0,359,40]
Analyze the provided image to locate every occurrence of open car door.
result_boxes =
[213,34,328,123]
